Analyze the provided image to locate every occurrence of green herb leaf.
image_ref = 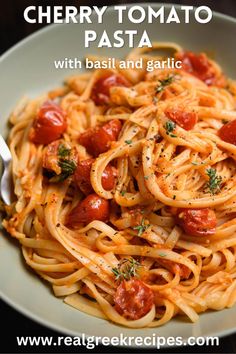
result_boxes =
[59,160,76,178]
[205,168,222,195]
[125,140,132,145]
[159,252,167,257]
[165,120,176,136]
[112,258,141,281]
[58,144,71,158]
[50,159,76,182]
[120,190,126,196]
[49,143,77,183]
[156,74,175,93]
[111,267,121,279]
[133,217,150,236]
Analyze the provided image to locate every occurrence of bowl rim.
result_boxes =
[0,2,236,348]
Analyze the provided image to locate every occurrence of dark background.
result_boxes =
[1,1,236,353]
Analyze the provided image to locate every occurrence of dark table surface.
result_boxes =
[1,1,236,353]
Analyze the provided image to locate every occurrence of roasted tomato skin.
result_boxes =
[91,119,122,155]
[165,108,197,130]
[74,158,116,195]
[30,101,67,144]
[176,208,217,237]
[78,119,122,156]
[113,278,154,320]
[77,129,94,155]
[101,164,117,190]
[92,74,131,105]
[219,120,236,145]
[176,51,225,87]
[67,193,109,227]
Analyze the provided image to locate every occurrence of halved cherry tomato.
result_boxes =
[91,74,131,105]
[74,159,95,195]
[74,158,117,195]
[176,208,217,237]
[157,258,191,279]
[100,164,117,190]
[78,119,122,156]
[67,193,109,227]
[165,108,197,130]
[176,51,225,87]
[114,278,154,320]
[219,120,236,145]
[91,119,122,155]
[30,101,67,145]
[77,129,94,155]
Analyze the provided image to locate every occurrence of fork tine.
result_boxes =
[0,135,11,163]
[0,134,13,205]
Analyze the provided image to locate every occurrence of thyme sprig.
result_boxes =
[133,217,150,236]
[205,168,222,195]
[164,120,177,138]
[156,74,175,94]
[112,258,141,281]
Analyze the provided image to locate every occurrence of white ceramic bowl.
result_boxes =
[0,3,236,347]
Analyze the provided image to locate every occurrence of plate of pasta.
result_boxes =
[1,2,236,347]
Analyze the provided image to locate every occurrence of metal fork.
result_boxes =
[0,135,13,205]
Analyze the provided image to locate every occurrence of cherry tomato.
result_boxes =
[176,51,222,86]
[77,129,94,155]
[114,278,154,320]
[219,120,236,145]
[67,193,109,227]
[78,119,122,156]
[91,119,122,156]
[91,74,131,105]
[176,208,217,237]
[157,258,191,279]
[165,108,197,130]
[74,158,117,195]
[101,164,117,190]
[30,101,67,144]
